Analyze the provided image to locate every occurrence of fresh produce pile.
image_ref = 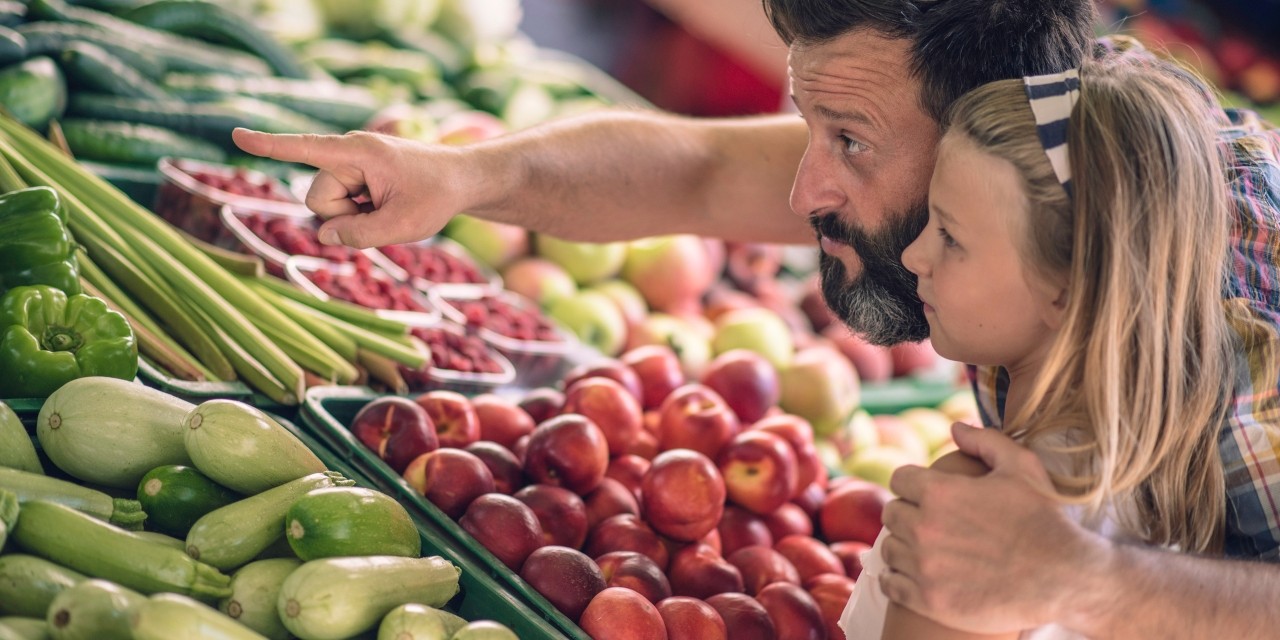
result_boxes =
[0,377,523,640]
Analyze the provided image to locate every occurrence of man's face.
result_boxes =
[789,30,941,346]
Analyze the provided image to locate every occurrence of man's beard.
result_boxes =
[811,203,930,346]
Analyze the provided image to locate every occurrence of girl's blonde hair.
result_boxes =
[945,57,1234,553]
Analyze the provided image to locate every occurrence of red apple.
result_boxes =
[523,414,610,495]
[518,387,564,425]
[511,434,531,465]
[583,477,641,532]
[727,545,802,596]
[792,482,826,521]
[606,454,651,504]
[889,339,939,377]
[621,345,686,410]
[871,413,929,465]
[806,574,857,640]
[625,428,660,460]
[703,284,763,324]
[756,582,825,640]
[403,449,495,519]
[822,324,893,383]
[415,390,481,449]
[763,503,814,541]
[562,359,643,403]
[515,484,590,549]
[705,592,776,640]
[751,414,822,495]
[717,505,773,558]
[667,543,744,599]
[585,513,669,571]
[828,541,870,579]
[700,350,780,425]
[820,480,891,545]
[464,441,524,495]
[642,449,725,542]
[774,535,846,584]
[724,242,782,295]
[658,384,740,459]
[580,587,669,639]
[797,276,835,333]
[698,527,722,556]
[657,596,727,640]
[622,235,715,314]
[596,551,672,604]
[520,545,606,621]
[563,376,644,456]
[718,430,799,515]
[459,493,545,571]
[350,397,437,473]
[471,393,535,449]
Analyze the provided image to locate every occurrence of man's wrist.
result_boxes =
[1058,533,1126,636]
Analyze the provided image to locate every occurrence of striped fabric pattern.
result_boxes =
[1023,70,1081,197]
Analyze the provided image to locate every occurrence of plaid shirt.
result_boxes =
[970,103,1280,559]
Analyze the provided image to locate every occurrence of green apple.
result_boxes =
[938,390,981,425]
[547,290,628,356]
[899,407,955,454]
[871,414,930,465]
[629,312,712,379]
[500,257,577,307]
[587,280,649,328]
[927,441,960,466]
[840,409,880,460]
[443,214,529,270]
[536,234,628,286]
[779,346,859,437]
[711,307,794,370]
[842,446,917,489]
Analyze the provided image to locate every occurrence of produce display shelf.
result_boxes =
[135,359,297,421]
[858,376,962,415]
[298,386,591,640]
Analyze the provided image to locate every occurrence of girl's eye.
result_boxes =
[838,134,867,155]
[937,226,959,249]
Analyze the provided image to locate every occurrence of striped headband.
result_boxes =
[1023,69,1081,199]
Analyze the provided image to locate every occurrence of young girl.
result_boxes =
[840,55,1236,639]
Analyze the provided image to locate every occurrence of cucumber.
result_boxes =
[0,467,146,530]
[218,558,300,640]
[122,0,309,79]
[37,377,194,490]
[136,465,239,538]
[285,487,420,561]
[0,489,15,549]
[0,555,86,618]
[12,501,231,600]
[0,57,66,130]
[0,403,41,474]
[59,42,169,100]
[17,22,166,81]
[452,621,518,640]
[45,579,144,640]
[131,593,266,640]
[377,604,467,640]
[60,118,226,166]
[128,530,186,551]
[0,26,25,67]
[278,556,460,640]
[183,400,325,495]
[0,618,46,640]
[185,472,352,571]
[163,73,381,130]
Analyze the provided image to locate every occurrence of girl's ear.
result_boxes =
[1033,276,1069,331]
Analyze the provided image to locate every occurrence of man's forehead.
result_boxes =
[788,31,921,123]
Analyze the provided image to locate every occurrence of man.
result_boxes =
[235,0,1280,635]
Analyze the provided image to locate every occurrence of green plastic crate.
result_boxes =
[299,386,591,640]
[858,376,963,415]
[136,359,298,421]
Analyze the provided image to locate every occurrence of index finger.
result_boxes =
[232,129,348,169]
[888,464,929,504]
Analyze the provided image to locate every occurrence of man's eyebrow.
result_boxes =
[812,104,875,128]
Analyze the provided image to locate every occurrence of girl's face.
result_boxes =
[902,134,1064,370]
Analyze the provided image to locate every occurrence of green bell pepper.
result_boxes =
[0,186,82,296]
[0,285,136,397]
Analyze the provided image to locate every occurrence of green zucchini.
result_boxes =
[377,604,467,640]
[0,26,25,67]
[59,42,169,100]
[0,57,66,131]
[0,2,25,28]
[285,487,420,561]
[452,621,518,640]
[0,467,146,530]
[278,556,460,640]
[128,530,186,551]
[60,118,225,166]
[0,618,47,640]
[218,558,300,640]
[45,578,144,640]
[16,22,166,81]
[12,501,232,600]
[185,472,352,571]
[0,403,41,474]
[0,555,86,618]
[0,489,16,549]
[163,73,381,130]
[37,377,193,490]
[122,0,309,79]
[183,400,325,495]
[136,465,239,538]
[132,593,266,640]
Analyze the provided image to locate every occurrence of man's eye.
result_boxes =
[838,134,867,155]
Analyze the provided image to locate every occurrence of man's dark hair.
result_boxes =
[763,0,1098,121]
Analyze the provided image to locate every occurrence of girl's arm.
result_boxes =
[880,450,1021,640]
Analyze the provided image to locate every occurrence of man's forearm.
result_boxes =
[461,109,813,244]
[1068,542,1280,637]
